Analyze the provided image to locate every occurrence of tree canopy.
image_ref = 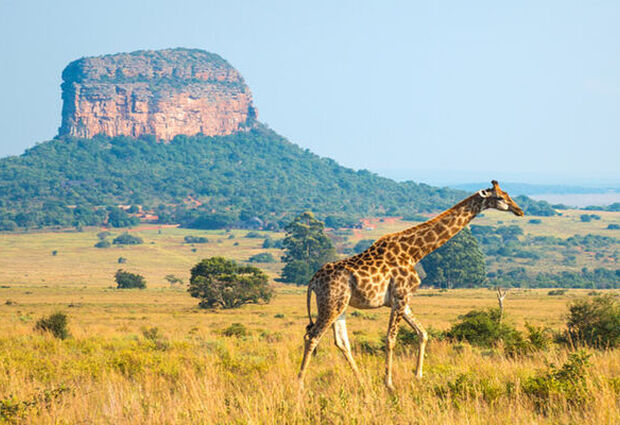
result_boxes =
[280,212,337,285]
[188,257,273,309]
[0,125,554,231]
[420,227,486,288]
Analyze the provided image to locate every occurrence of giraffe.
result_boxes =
[298,180,524,391]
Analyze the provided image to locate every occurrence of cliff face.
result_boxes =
[58,48,257,140]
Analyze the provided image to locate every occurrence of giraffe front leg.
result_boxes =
[402,305,428,379]
[384,305,402,391]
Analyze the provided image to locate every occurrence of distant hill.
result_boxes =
[450,182,620,196]
[0,126,557,231]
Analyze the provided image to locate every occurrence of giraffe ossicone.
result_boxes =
[298,180,524,391]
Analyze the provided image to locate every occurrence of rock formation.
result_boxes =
[58,48,257,140]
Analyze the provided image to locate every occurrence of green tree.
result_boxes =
[113,232,143,245]
[188,257,273,309]
[280,211,337,285]
[107,207,140,228]
[420,227,486,288]
[115,269,146,289]
[248,252,275,263]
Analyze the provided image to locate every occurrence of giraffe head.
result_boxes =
[478,180,524,216]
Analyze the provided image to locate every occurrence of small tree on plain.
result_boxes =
[188,257,273,309]
[280,211,336,285]
[115,269,146,289]
[164,274,184,286]
[420,227,486,289]
[35,312,69,339]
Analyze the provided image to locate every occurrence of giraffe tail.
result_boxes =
[305,282,314,332]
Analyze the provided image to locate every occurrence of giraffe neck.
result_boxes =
[397,193,483,262]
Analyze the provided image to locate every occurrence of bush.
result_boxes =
[245,231,263,238]
[97,231,111,239]
[94,240,111,248]
[446,309,504,347]
[528,219,542,224]
[446,308,551,356]
[184,235,208,244]
[580,214,592,222]
[188,257,273,309]
[547,289,567,296]
[607,224,620,230]
[503,323,552,357]
[34,312,69,339]
[564,295,620,348]
[140,326,169,350]
[113,232,143,245]
[248,252,275,263]
[115,269,146,289]
[221,323,248,337]
[164,274,184,286]
[523,350,592,412]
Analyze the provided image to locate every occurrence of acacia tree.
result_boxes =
[420,227,486,289]
[188,257,273,309]
[280,211,337,285]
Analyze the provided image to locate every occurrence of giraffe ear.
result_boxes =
[491,180,500,188]
[478,190,490,198]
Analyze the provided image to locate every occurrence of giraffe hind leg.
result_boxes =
[402,305,428,379]
[298,277,351,390]
[332,312,364,386]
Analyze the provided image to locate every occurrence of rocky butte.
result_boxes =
[58,48,258,140]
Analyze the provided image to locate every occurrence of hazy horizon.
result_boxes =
[1,1,619,187]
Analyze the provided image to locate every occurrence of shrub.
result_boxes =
[245,231,263,238]
[164,274,184,286]
[564,295,620,348]
[523,350,592,411]
[115,269,146,289]
[446,308,504,347]
[222,323,248,337]
[445,308,535,355]
[547,289,566,296]
[607,224,620,230]
[51,250,58,256]
[97,231,111,239]
[94,240,111,248]
[113,232,143,245]
[140,326,169,350]
[248,252,275,263]
[117,257,127,264]
[503,323,552,357]
[184,235,208,244]
[579,214,592,222]
[34,312,69,339]
[528,219,542,224]
[188,257,273,309]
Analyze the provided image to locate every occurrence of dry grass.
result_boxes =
[1,285,619,424]
[0,218,618,423]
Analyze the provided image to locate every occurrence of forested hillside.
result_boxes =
[0,125,555,230]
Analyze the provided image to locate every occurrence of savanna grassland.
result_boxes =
[0,211,619,424]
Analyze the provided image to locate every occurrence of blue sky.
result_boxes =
[1,1,619,185]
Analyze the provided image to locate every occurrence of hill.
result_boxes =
[0,126,480,230]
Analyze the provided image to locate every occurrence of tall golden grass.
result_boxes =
[1,287,618,424]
